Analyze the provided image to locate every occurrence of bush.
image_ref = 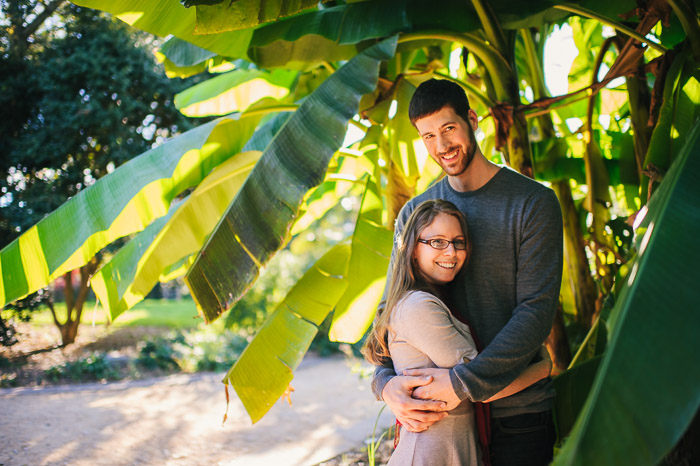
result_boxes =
[44,353,119,383]
[136,333,188,371]
[136,329,250,373]
[0,373,19,388]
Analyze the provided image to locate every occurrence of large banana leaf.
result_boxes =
[91,151,262,321]
[174,69,299,117]
[329,176,393,343]
[70,0,253,58]
[184,36,398,323]
[0,114,260,307]
[223,241,351,423]
[194,0,318,34]
[290,149,371,236]
[553,118,700,465]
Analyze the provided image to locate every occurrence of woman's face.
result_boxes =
[412,212,467,285]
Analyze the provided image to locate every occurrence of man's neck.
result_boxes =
[447,153,501,192]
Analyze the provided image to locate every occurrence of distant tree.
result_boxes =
[0,1,197,345]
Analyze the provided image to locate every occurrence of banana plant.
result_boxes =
[1,2,697,458]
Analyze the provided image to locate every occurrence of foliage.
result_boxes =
[0,1,199,345]
[1,0,699,460]
[551,114,700,466]
[0,316,18,347]
[44,352,120,382]
[136,328,250,373]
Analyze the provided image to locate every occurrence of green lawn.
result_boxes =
[4,299,210,329]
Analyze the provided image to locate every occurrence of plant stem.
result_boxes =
[554,3,668,54]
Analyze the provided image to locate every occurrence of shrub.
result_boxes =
[44,353,119,383]
[136,333,188,371]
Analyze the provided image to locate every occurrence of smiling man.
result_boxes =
[372,79,563,466]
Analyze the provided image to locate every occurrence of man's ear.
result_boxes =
[468,108,478,131]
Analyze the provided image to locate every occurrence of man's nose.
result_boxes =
[436,134,450,153]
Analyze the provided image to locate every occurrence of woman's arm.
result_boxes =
[483,347,552,403]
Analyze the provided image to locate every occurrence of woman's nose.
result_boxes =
[442,243,457,255]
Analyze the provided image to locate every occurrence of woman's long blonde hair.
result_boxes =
[362,199,472,366]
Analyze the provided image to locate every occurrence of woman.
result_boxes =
[363,199,552,466]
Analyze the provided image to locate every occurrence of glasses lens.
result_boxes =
[429,239,449,249]
[453,239,467,250]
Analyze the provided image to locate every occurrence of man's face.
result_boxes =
[414,106,477,177]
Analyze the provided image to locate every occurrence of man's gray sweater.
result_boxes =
[372,167,563,418]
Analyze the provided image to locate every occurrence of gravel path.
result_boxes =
[0,355,394,466]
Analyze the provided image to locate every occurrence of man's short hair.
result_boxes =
[408,79,471,127]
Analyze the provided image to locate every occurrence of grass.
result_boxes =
[4,298,208,329]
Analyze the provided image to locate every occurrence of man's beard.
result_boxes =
[440,124,477,177]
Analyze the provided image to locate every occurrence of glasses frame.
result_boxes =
[417,238,467,251]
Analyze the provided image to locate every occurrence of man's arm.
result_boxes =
[413,189,563,403]
[484,346,552,402]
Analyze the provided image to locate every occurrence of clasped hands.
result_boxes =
[381,367,461,433]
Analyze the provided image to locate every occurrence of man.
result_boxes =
[372,78,563,466]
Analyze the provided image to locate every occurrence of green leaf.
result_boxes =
[246,0,572,69]
[155,37,257,78]
[175,68,299,117]
[158,36,218,68]
[223,241,351,423]
[553,355,603,441]
[646,51,700,172]
[291,149,370,236]
[71,0,253,58]
[91,151,262,321]
[553,117,700,465]
[194,0,319,34]
[184,36,398,323]
[329,176,393,343]
[0,114,260,307]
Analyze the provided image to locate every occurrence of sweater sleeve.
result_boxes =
[450,188,563,402]
[392,293,479,369]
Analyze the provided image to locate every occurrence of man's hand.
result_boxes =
[405,367,461,410]
[382,375,449,432]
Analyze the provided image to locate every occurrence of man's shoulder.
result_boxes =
[497,167,553,197]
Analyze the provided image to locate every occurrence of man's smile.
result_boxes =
[440,147,460,161]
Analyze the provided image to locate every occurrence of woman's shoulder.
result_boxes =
[394,290,450,317]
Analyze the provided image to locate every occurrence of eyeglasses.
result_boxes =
[417,238,467,250]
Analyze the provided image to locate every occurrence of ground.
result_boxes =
[0,322,396,465]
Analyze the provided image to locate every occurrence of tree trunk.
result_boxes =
[545,303,572,374]
[49,257,100,346]
[552,181,598,327]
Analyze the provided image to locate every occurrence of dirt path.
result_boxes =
[0,355,394,466]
